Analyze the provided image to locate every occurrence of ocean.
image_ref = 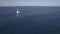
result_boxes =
[0,6,60,34]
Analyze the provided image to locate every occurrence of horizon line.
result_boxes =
[0,5,60,7]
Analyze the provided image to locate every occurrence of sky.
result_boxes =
[0,0,60,6]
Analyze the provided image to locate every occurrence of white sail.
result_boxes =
[16,8,20,16]
[16,8,20,14]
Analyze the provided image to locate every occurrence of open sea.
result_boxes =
[0,6,60,34]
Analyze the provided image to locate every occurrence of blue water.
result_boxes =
[0,6,60,34]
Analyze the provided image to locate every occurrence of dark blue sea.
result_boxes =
[0,6,60,34]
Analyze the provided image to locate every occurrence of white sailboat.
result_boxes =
[16,8,20,14]
[16,8,20,16]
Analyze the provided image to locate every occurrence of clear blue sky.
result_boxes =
[0,0,60,6]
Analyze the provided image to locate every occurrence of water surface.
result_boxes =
[0,6,60,34]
